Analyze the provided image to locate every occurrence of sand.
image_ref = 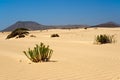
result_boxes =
[0,28,120,80]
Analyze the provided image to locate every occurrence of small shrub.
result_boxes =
[6,28,29,39]
[95,34,115,44]
[51,34,59,37]
[18,34,25,38]
[30,35,36,38]
[23,43,53,63]
[84,27,87,30]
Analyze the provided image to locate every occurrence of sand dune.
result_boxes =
[0,28,120,80]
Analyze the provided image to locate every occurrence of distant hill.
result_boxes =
[1,21,89,31]
[91,22,120,28]
[49,25,90,29]
[2,21,46,31]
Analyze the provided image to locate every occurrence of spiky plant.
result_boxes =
[95,34,115,44]
[23,43,53,63]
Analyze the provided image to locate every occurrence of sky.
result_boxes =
[0,0,120,30]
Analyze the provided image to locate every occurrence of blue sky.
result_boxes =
[0,0,120,30]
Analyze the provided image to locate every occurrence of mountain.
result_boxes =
[2,21,89,31]
[2,21,46,31]
[91,22,120,27]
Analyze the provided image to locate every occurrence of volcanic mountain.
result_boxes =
[2,21,90,31]
[2,21,46,31]
[91,22,120,28]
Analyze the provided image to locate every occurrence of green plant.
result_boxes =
[23,43,53,63]
[95,34,115,44]
[6,28,29,39]
[51,34,59,37]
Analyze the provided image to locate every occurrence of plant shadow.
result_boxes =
[48,60,58,62]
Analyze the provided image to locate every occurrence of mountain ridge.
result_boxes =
[1,21,89,31]
[91,22,120,27]
[1,21,120,31]
[2,21,46,31]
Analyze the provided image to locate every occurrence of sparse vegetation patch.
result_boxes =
[30,35,36,38]
[51,34,59,37]
[6,28,29,39]
[95,34,115,44]
[84,27,88,30]
[23,43,53,63]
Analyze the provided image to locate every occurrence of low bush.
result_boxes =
[30,35,36,38]
[23,43,53,63]
[84,27,87,30]
[51,34,59,37]
[6,28,29,39]
[18,34,25,38]
[95,34,115,44]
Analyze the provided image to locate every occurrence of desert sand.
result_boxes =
[0,28,120,80]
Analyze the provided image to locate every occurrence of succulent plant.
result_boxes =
[23,43,53,63]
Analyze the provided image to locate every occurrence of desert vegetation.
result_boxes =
[84,27,88,30]
[23,43,53,63]
[51,34,60,37]
[6,28,29,39]
[95,34,115,44]
[30,35,36,38]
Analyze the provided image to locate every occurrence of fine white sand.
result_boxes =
[0,28,120,80]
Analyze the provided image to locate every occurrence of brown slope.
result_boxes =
[91,22,120,28]
[2,21,46,31]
